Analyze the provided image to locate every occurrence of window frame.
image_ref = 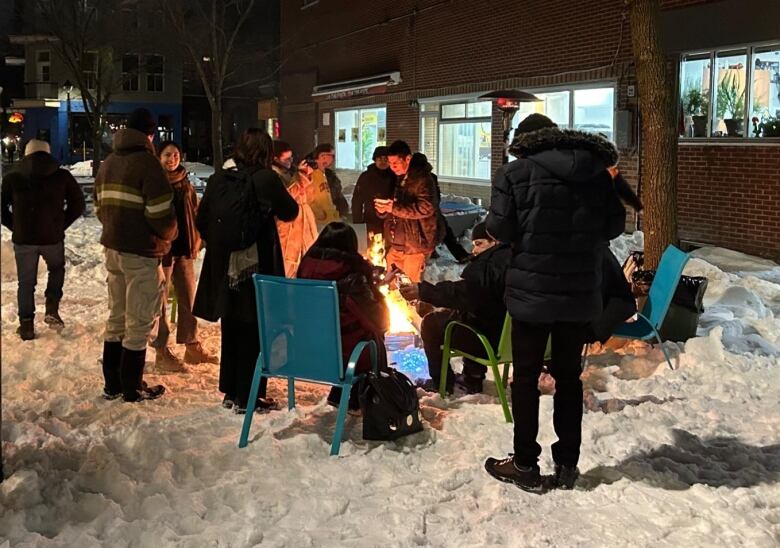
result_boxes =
[679,40,780,141]
[122,53,140,92]
[332,104,387,171]
[81,50,99,91]
[36,49,51,83]
[436,100,493,182]
[145,54,164,93]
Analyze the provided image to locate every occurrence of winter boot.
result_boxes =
[44,297,65,329]
[17,318,35,341]
[553,464,580,490]
[121,348,166,402]
[183,341,219,364]
[484,455,545,493]
[101,341,123,400]
[154,346,187,373]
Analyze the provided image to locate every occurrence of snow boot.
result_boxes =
[155,346,187,373]
[183,341,219,364]
[553,464,580,490]
[484,456,545,493]
[101,341,123,400]
[17,318,35,341]
[44,297,65,329]
[121,348,166,402]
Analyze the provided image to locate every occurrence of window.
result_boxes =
[122,54,139,91]
[36,50,50,82]
[81,51,98,90]
[420,100,492,181]
[680,43,780,139]
[334,107,386,170]
[513,86,615,141]
[145,55,164,92]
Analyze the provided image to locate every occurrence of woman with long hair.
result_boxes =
[193,129,299,413]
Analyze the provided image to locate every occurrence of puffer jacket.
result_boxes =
[486,128,626,324]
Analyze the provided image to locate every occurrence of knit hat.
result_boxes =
[471,222,490,241]
[24,139,51,156]
[126,108,157,135]
[372,145,390,160]
[514,113,557,136]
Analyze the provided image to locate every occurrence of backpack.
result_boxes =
[359,368,423,441]
[204,167,267,252]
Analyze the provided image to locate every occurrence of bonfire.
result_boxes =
[366,233,418,334]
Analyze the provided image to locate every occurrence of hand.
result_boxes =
[298,160,313,177]
[399,283,419,302]
[374,198,393,214]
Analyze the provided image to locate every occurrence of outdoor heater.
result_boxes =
[478,89,540,164]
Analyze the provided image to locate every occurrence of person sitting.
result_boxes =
[351,145,396,237]
[399,222,511,394]
[297,222,389,412]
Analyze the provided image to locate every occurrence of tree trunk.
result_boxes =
[211,98,224,168]
[628,0,678,269]
[90,124,103,178]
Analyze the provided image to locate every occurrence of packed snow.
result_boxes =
[1,219,779,546]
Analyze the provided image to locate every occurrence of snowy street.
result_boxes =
[1,219,779,546]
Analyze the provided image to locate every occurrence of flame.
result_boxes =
[367,233,416,334]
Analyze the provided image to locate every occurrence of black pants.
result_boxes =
[220,314,267,406]
[511,320,587,468]
[421,309,488,388]
[14,242,65,320]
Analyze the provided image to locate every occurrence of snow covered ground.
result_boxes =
[1,219,779,547]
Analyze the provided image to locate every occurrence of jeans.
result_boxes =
[511,320,587,468]
[14,242,65,320]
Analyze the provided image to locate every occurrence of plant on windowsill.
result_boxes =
[753,116,780,138]
[683,88,708,137]
[716,72,745,137]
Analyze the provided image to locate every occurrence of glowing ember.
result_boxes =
[367,233,417,334]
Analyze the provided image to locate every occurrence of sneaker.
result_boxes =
[184,341,219,364]
[17,319,35,341]
[484,455,545,493]
[155,346,187,372]
[123,384,166,402]
[553,464,579,490]
[222,394,235,409]
[102,389,122,401]
[234,397,280,415]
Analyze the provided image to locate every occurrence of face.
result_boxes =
[374,155,389,170]
[472,238,495,256]
[387,154,411,176]
[316,150,335,169]
[160,145,181,172]
[276,150,293,169]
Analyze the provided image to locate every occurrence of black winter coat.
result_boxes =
[193,164,298,323]
[1,152,85,245]
[351,163,396,234]
[418,243,512,345]
[486,128,626,324]
[587,246,637,343]
[325,168,349,217]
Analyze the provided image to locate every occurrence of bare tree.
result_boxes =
[626,0,678,268]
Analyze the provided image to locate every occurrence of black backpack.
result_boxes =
[204,167,266,252]
[359,369,424,441]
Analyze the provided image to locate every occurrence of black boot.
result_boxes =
[484,455,545,493]
[553,464,580,490]
[101,341,123,400]
[44,297,65,328]
[17,318,35,341]
[120,348,165,402]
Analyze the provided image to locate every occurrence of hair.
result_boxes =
[157,140,181,158]
[387,140,412,157]
[313,143,335,157]
[313,222,358,255]
[233,128,274,169]
[372,145,390,160]
[273,140,293,158]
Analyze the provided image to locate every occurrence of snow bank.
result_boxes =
[66,161,94,177]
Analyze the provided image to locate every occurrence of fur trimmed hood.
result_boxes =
[509,128,619,183]
[407,152,433,179]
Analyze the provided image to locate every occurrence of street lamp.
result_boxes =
[62,80,73,164]
[479,89,540,164]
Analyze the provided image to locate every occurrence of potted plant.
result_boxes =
[716,72,745,137]
[757,116,780,137]
[683,87,709,137]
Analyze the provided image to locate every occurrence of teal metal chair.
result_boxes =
[439,313,551,423]
[238,274,379,456]
[607,245,690,370]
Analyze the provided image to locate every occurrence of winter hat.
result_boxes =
[24,139,51,156]
[127,108,157,135]
[372,145,390,160]
[514,113,557,136]
[471,222,490,241]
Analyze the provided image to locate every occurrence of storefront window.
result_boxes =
[334,107,386,170]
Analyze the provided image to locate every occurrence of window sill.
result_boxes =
[437,177,491,186]
[679,138,780,146]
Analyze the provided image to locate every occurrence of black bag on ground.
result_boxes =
[359,369,423,441]
[203,168,266,252]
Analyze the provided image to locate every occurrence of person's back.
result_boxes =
[352,146,396,235]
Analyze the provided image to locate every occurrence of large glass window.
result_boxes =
[145,55,164,92]
[512,86,615,140]
[680,53,712,137]
[334,107,386,170]
[752,46,780,137]
[714,50,747,137]
[515,91,570,128]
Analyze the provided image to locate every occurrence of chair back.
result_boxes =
[252,274,345,384]
[642,245,690,328]
[495,313,513,362]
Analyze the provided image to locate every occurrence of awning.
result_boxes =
[312,71,401,100]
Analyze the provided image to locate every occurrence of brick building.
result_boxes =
[279,0,779,260]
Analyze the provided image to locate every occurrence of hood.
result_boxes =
[299,246,374,279]
[407,152,433,179]
[367,163,391,175]
[112,128,154,153]
[509,128,618,183]
[19,151,60,179]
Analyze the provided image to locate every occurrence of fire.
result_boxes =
[367,233,416,334]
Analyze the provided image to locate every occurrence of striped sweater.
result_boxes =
[94,129,178,258]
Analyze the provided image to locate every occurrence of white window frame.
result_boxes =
[36,49,51,83]
[333,104,387,171]
[145,54,165,93]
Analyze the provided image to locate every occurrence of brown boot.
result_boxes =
[184,341,219,364]
[155,346,187,372]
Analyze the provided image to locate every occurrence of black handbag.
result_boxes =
[359,368,423,441]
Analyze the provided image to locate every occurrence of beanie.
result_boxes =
[372,145,390,160]
[126,108,157,136]
[514,113,557,136]
[25,139,51,156]
[471,222,490,241]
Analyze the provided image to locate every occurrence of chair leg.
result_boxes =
[288,377,296,410]
[238,357,266,448]
[491,361,513,423]
[581,344,590,370]
[501,362,511,390]
[439,344,451,399]
[657,336,675,371]
[330,382,352,456]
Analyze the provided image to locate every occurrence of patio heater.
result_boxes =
[478,89,540,164]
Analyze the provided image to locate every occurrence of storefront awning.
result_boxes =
[312,71,401,100]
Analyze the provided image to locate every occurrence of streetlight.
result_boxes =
[62,80,73,164]
[479,89,540,164]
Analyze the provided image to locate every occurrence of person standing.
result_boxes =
[149,141,218,371]
[312,143,349,218]
[193,129,298,414]
[351,145,396,237]
[483,114,626,492]
[374,141,441,283]
[94,108,177,402]
[1,139,85,340]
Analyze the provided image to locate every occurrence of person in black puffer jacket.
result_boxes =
[484,114,626,493]
[351,146,396,236]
